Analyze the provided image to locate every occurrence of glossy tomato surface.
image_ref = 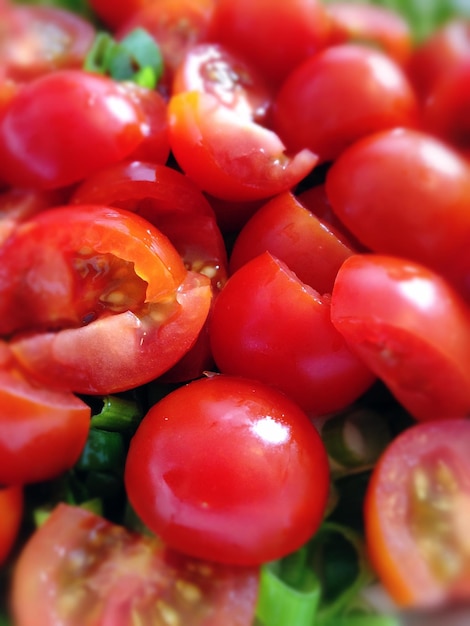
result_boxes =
[365,419,470,608]
[125,374,330,565]
[331,254,470,422]
[11,503,259,626]
[0,485,23,566]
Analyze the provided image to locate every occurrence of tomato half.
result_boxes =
[0,341,90,485]
[0,70,147,189]
[125,374,330,565]
[11,503,260,626]
[0,485,23,566]
[0,205,212,394]
[210,252,375,416]
[168,91,318,201]
[365,419,470,608]
[330,254,470,423]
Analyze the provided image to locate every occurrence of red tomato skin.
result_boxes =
[331,254,470,422]
[272,43,419,163]
[11,503,259,626]
[0,485,23,565]
[210,252,375,417]
[207,0,331,86]
[229,190,355,295]
[0,342,90,485]
[365,419,470,608]
[125,374,330,566]
[168,91,318,202]
[0,70,147,189]
[325,128,470,301]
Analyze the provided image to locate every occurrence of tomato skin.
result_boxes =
[207,0,331,86]
[229,190,355,295]
[0,70,147,189]
[11,503,259,626]
[168,91,318,202]
[0,485,23,566]
[365,419,470,608]
[272,43,419,163]
[330,254,470,422]
[125,374,330,566]
[210,252,375,417]
[325,128,470,300]
[0,341,90,485]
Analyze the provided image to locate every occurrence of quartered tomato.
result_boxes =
[330,254,470,422]
[0,341,90,485]
[365,419,470,609]
[0,205,212,394]
[125,374,330,565]
[168,91,318,201]
[11,503,260,626]
[0,485,23,566]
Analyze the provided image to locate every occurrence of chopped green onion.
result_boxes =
[84,28,163,89]
[90,394,142,433]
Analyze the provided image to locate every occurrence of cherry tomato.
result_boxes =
[365,418,470,608]
[125,374,330,565]
[330,254,470,423]
[172,42,273,124]
[0,70,147,189]
[229,190,355,295]
[11,503,260,626]
[207,0,331,86]
[168,91,318,201]
[0,3,96,82]
[272,43,418,163]
[0,205,212,395]
[0,341,90,485]
[325,128,470,301]
[210,252,375,416]
[326,2,413,66]
[0,485,23,566]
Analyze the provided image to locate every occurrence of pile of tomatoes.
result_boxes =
[1,0,470,623]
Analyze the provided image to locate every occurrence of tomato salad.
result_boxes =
[1,0,470,624]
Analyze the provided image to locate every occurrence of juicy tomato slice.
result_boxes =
[325,2,413,66]
[0,205,211,394]
[365,419,470,608]
[0,484,23,566]
[172,42,273,124]
[11,503,260,626]
[0,70,147,189]
[71,160,228,290]
[330,254,470,422]
[0,341,90,485]
[0,3,96,82]
[125,374,330,565]
[229,190,355,295]
[168,90,318,202]
[272,43,418,163]
[210,251,375,417]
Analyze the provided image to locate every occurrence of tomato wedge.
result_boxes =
[11,503,260,626]
[0,484,23,566]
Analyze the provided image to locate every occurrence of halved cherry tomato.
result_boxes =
[325,128,470,301]
[0,205,211,394]
[11,503,260,626]
[0,3,96,82]
[272,43,418,163]
[0,341,90,485]
[0,485,23,566]
[0,70,147,189]
[210,252,375,416]
[229,190,355,295]
[365,418,470,608]
[172,42,273,124]
[168,91,318,201]
[330,254,470,423]
[125,374,330,565]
